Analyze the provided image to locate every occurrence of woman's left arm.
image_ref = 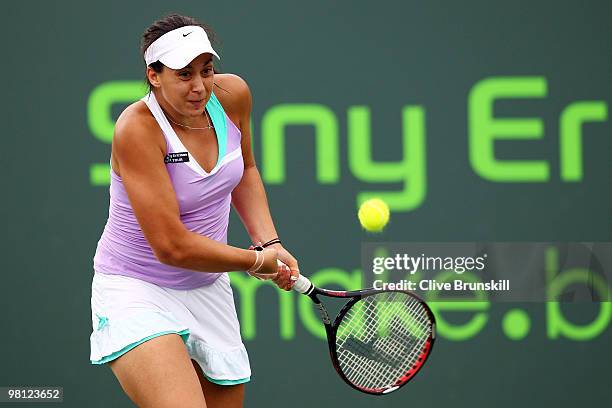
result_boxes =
[220,75,300,290]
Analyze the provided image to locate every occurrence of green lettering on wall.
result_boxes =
[229,273,295,340]
[88,81,146,186]
[560,101,608,181]
[348,106,427,212]
[298,268,362,340]
[88,80,146,143]
[469,76,549,181]
[261,104,339,184]
[90,163,111,186]
[545,247,611,340]
[427,271,489,341]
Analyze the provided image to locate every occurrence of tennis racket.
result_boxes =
[292,274,436,395]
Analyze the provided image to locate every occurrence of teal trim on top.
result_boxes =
[204,374,251,386]
[206,92,228,167]
[90,329,190,365]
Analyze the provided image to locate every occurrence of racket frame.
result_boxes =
[301,283,436,395]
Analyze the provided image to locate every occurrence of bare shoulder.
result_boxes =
[114,101,165,151]
[111,100,166,174]
[213,73,252,122]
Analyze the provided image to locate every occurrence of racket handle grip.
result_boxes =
[277,260,312,294]
[292,274,313,294]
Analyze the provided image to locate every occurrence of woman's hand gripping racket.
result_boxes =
[292,274,436,395]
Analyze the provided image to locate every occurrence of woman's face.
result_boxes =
[148,53,215,118]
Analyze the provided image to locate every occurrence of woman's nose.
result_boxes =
[192,76,206,93]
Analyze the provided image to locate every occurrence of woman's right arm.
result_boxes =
[112,108,277,274]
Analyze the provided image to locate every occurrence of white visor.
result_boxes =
[144,25,220,69]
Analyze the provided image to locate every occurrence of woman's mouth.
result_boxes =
[188,100,204,108]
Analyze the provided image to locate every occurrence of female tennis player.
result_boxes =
[89,14,299,408]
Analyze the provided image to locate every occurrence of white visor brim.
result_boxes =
[144,25,220,69]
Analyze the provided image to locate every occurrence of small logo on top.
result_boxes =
[164,152,190,163]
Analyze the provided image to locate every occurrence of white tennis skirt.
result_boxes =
[89,271,251,385]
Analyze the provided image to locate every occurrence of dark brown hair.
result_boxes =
[141,14,220,90]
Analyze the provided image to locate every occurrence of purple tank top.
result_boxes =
[93,91,244,289]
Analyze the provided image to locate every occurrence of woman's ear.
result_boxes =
[146,67,162,88]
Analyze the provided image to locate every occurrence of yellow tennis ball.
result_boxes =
[358,198,390,232]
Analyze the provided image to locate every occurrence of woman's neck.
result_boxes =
[153,89,209,129]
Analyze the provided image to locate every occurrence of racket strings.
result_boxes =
[335,292,432,391]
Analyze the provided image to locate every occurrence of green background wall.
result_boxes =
[2,0,610,406]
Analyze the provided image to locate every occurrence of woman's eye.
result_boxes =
[179,72,191,78]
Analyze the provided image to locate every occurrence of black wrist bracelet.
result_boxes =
[261,238,282,248]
